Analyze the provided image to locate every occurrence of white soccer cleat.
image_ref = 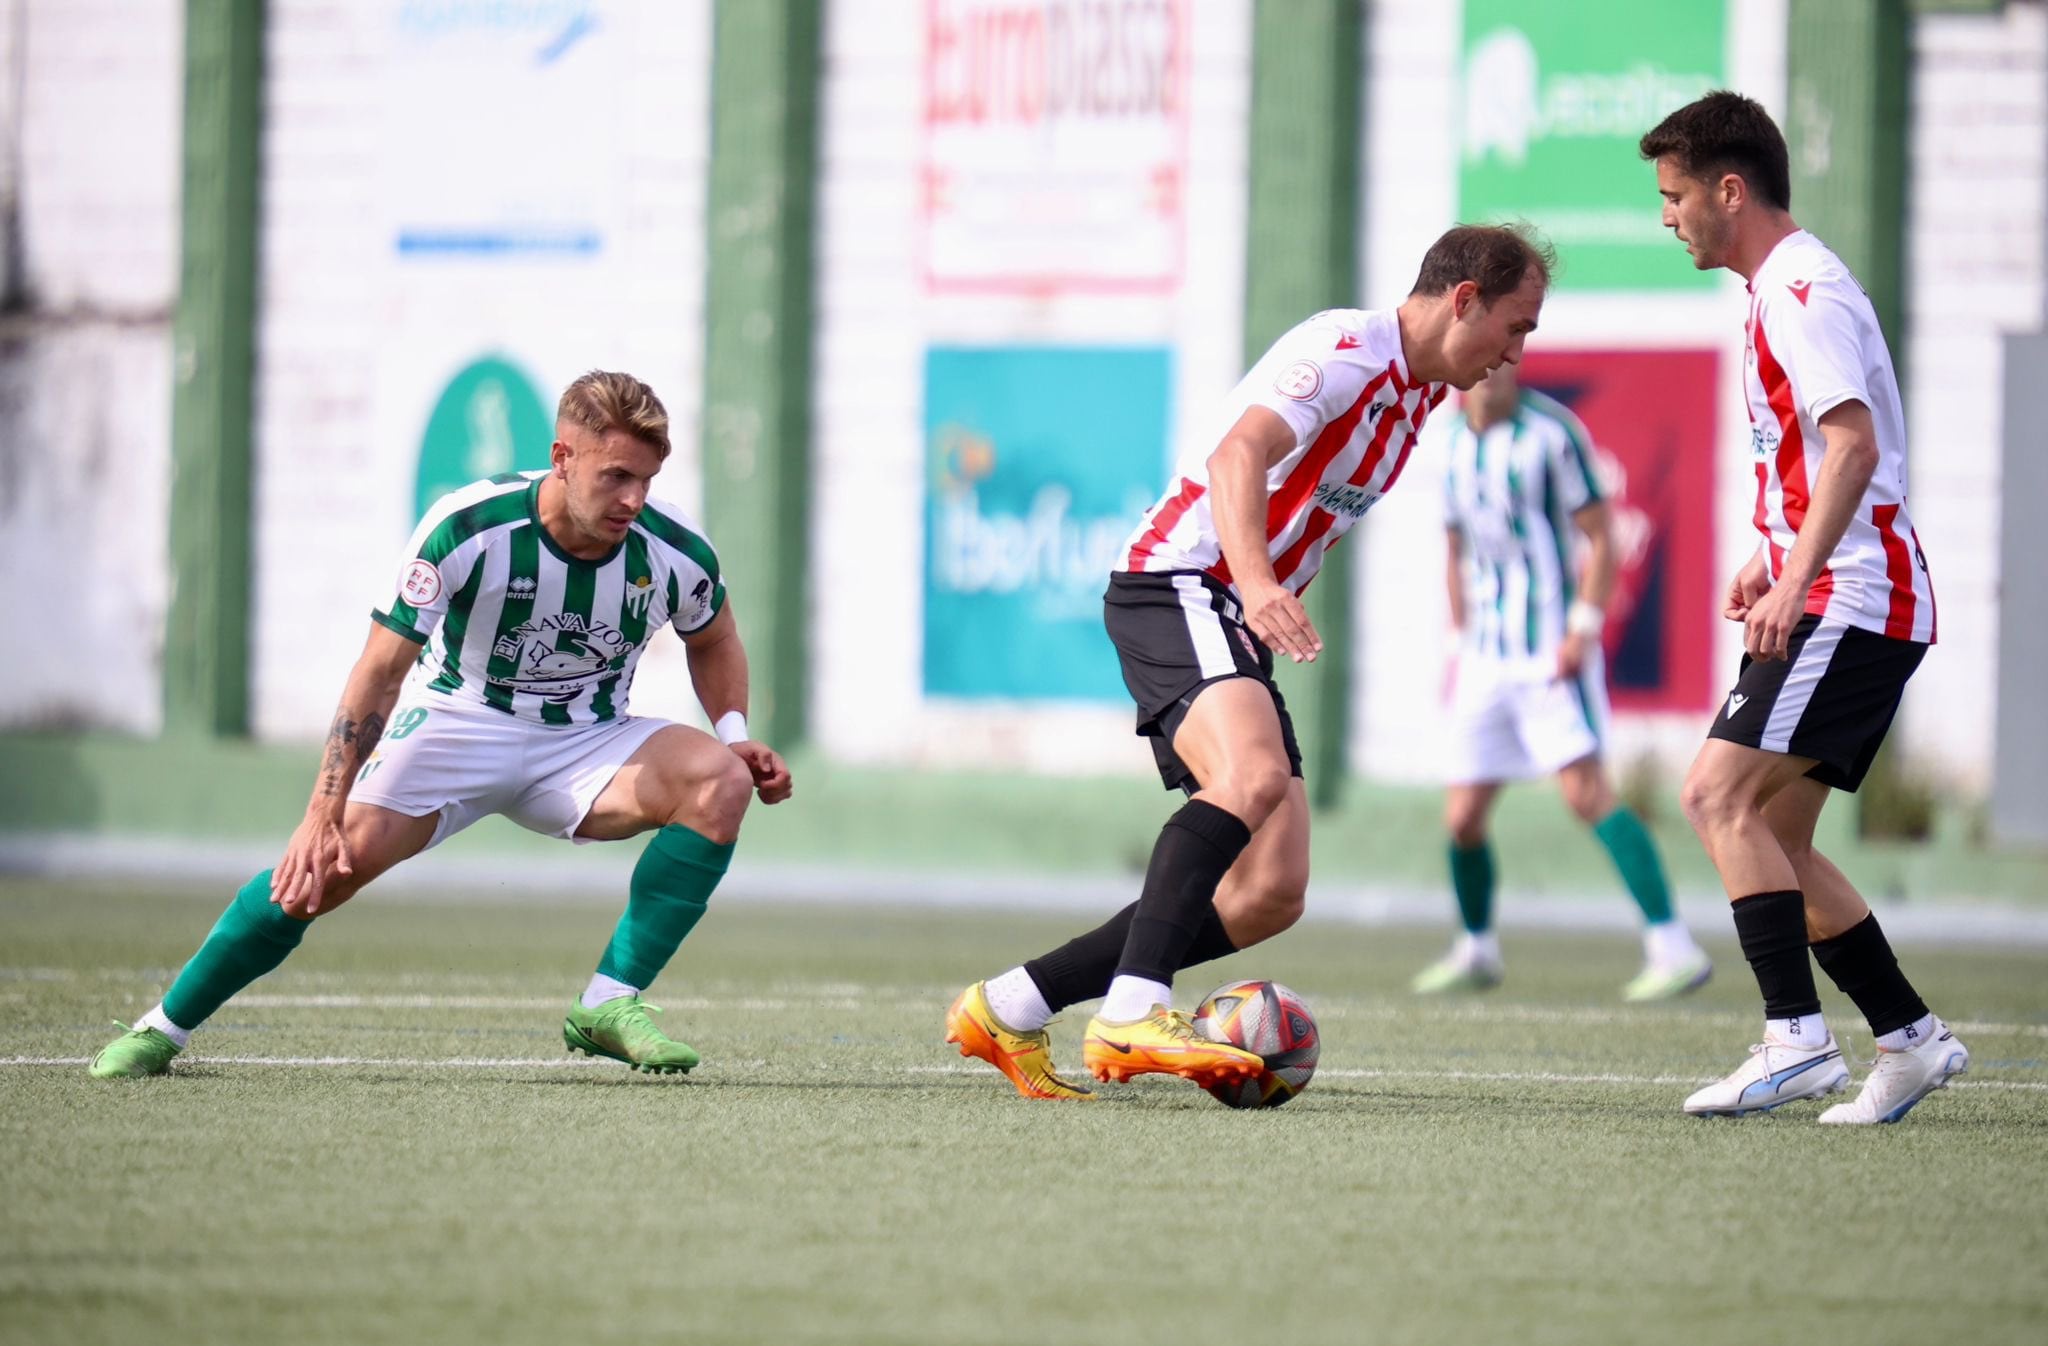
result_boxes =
[1683,1035,1849,1118]
[1818,1020,1970,1125]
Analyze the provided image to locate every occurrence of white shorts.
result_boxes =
[349,692,673,850]
[1443,650,1609,785]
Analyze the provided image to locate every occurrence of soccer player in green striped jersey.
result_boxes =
[91,371,792,1079]
[1414,362,1712,1001]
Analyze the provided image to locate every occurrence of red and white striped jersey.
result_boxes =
[1121,307,1448,596]
[1745,230,1935,642]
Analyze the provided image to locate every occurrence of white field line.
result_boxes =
[2,1055,2042,1092]
[9,975,2044,1041]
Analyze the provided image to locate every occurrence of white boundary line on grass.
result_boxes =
[3,1055,2042,1091]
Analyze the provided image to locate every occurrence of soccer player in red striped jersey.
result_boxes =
[1642,92,1967,1124]
[947,225,1553,1099]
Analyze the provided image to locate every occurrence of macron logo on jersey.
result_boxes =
[1335,333,1362,350]
[1788,280,1813,306]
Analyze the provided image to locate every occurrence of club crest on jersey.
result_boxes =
[505,575,538,601]
[490,613,631,700]
[1275,360,1323,401]
[624,575,654,619]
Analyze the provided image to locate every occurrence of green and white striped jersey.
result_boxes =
[1443,390,1604,664]
[373,472,725,725]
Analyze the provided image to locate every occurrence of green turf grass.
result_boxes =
[3,878,2044,1345]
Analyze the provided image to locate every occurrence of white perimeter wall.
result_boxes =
[1898,1,2045,792]
[807,0,1252,775]
[0,0,180,734]
[249,0,713,738]
[1356,0,1786,785]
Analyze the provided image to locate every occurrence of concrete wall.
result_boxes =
[807,0,1252,775]
[0,0,180,734]
[1898,0,2046,792]
[249,0,714,738]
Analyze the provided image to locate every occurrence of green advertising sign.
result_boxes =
[1459,0,1724,291]
[414,355,554,520]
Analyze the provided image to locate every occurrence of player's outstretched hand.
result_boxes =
[731,741,793,805]
[1743,581,1804,662]
[1243,583,1322,664]
[271,810,353,917]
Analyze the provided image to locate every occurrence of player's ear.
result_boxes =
[549,437,572,475]
[1450,279,1480,320]
[1718,171,1745,212]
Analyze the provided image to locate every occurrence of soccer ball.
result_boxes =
[1192,979,1320,1108]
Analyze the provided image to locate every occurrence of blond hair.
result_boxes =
[556,370,671,459]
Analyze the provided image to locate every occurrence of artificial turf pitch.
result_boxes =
[3,877,2044,1346]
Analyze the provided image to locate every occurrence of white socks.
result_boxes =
[1458,930,1503,966]
[1766,1013,1829,1049]
[1100,975,1172,1023]
[137,1004,192,1048]
[1876,1013,1939,1052]
[982,967,1053,1032]
[581,973,640,1009]
[1642,920,1702,967]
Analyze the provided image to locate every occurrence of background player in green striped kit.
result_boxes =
[1414,362,1712,1000]
[91,371,792,1078]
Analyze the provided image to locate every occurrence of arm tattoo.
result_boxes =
[316,710,385,798]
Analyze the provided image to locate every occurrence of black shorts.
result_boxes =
[1103,570,1305,793]
[1706,613,1926,792]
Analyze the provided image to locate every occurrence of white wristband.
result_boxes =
[713,711,750,746]
[1566,599,1606,640]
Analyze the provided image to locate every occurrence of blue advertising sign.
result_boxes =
[924,346,1172,701]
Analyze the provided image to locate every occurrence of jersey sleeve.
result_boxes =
[1240,319,1379,445]
[638,500,728,637]
[1757,281,1871,425]
[1544,407,1605,515]
[372,503,481,644]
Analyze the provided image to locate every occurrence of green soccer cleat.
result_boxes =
[563,995,700,1074]
[1410,949,1505,995]
[1622,952,1714,1002]
[89,1023,182,1079]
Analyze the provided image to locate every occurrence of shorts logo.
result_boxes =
[1726,692,1749,719]
[1235,627,1259,661]
[400,559,443,607]
[505,575,538,601]
[1275,360,1323,401]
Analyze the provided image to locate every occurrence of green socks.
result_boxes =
[1594,807,1675,925]
[595,824,735,988]
[1449,841,1496,934]
[160,871,311,1030]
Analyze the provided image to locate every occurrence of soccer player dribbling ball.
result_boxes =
[1641,92,1968,1123]
[91,371,793,1079]
[1413,360,1713,1001]
[948,225,1553,1099]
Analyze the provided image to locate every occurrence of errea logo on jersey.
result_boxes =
[505,575,538,601]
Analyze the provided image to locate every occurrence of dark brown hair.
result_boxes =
[1409,223,1555,302]
[1639,90,1791,212]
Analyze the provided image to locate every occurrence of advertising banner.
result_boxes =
[922,0,1190,293]
[924,346,1171,700]
[1460,0,1724,291]
[1518,349,1719,713]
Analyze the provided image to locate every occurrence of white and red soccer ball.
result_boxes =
[1192,979,1320,1109]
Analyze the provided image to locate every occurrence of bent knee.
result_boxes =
[1679,769,1745,834]
[1219,765,1292,826]
[685,754,754,844]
